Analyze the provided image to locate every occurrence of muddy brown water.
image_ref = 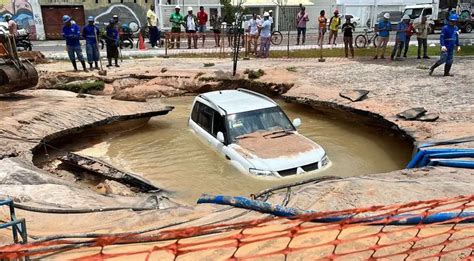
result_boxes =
[79,96,412,204]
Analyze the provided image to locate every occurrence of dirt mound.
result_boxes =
[18,51,48,64]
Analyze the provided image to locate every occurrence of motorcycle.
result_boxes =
[15,29,32,51]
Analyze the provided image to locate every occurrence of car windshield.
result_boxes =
[227,106,294,143]
[404,8,423,19]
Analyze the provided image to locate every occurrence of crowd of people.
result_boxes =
[55,4,461,75]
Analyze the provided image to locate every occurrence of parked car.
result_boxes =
[189,89,330,178]
[459,9,473,33]
[342,14,361,27]
[370,11,403,30]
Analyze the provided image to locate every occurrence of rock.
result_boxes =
[104,179,135,196]
[111,92,147,102]
[339,89,370,102]
[417,113,439,122]
[161,67,168,73]
[397,107,427,120]
[112,78,142,90]
[18,51,48,64]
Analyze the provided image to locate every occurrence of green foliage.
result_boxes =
[247,69,265,79]
[220,0,236,24]
[56,80,105,94]
[203,62,215,67]
[286,66,297,72]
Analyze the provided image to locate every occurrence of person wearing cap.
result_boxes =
[257,12,272,58]
[147,5,160,48]
[4,14,17,36]
[197,6,208,47]
[296,6,309,45]
[62,15,87,72]
[170,6,184,49]
[318,10,327,46]
[341,17,355,58]
[390,15,410,60]
[104,18,120,67]
[374,13,392,59]
[414,16,430,59]
[328,9,341,45]
[429,14,461,77]
[247,13,260,55]
[82,16,100,70]
[268,10,274,31]
[184,7,198,49]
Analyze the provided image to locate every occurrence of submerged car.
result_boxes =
[188,89,329,178]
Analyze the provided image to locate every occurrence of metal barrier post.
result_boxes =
[164,32,169,58]
[319,33,325,62]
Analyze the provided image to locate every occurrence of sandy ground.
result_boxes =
[0,56,473,259]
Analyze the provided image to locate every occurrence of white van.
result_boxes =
[188,89,329,178]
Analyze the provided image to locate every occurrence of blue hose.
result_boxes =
[197,194,474,225]
[428,159,474,168]
[406,148,474,169]
[419,151,474,167]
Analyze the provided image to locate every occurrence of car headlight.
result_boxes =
[322,155,329,167]
[249,168,275,176]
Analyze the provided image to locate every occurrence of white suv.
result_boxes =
[188,89,329,178]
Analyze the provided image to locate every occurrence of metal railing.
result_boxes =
[0,198,28,244]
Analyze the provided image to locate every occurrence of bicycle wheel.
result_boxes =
[372,35,379,48]
[355,35,367,48]
[271,31,283,45]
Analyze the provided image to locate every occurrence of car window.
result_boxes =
[423,8,432,16]
[197,103,214,133]
[191,102,200,123]
[212,114,227,140]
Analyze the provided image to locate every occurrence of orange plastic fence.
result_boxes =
[1,194,473,260]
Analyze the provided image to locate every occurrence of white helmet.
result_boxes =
[263,12,270,17]
[402,14,410,20]
[187,6,193,12]
[175,5,180,9]
[383,13,390,19]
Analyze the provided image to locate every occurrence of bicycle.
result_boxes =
[355,29,379,48]
[270,30,283,45]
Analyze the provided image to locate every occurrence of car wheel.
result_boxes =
[465,23,472,33]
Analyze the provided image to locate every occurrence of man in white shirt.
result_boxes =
[184,7,198,49]
[147,5,160,48]
[247,13,260,54]
[258,12,272,58]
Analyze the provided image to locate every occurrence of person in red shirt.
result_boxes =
[197,6,208,47]
[403,22,415,58]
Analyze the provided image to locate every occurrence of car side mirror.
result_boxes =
[292,118,301,128]
[217,131,225,143]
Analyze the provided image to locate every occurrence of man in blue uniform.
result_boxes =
[429,14,461,77]
[62,15,87,72]
[82,16,100,70]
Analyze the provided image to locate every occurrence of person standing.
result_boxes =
[391,15,409,60]
[170,6,183,49]
[374,13,391,59]
[269,10,274,31]
[62,15,87,72]
[328,9,341,45]
[341,17,355,58]
[4,14,17,36]
[104,19,119,67]
[429,14,461,77]
[184,7,198,49]
[414,16,430,59]
[82,16,100,70]
[147,5,160,48]
[197,6,208,47]
[403,21,414,58]
[258,12,272,58]
[318,10,327,46]
[210,12,222,47]
[296,6,309,45]
[247,13,260,54]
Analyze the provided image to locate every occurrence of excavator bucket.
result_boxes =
[0,62,38,94]
[0,40,39,94]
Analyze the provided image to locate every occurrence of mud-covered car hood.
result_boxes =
[230,131,326,172]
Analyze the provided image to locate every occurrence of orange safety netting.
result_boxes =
[1,194,473,260]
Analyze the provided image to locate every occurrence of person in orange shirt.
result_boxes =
[317,10,327,46]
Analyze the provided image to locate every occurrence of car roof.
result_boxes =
[199,89,277,114]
